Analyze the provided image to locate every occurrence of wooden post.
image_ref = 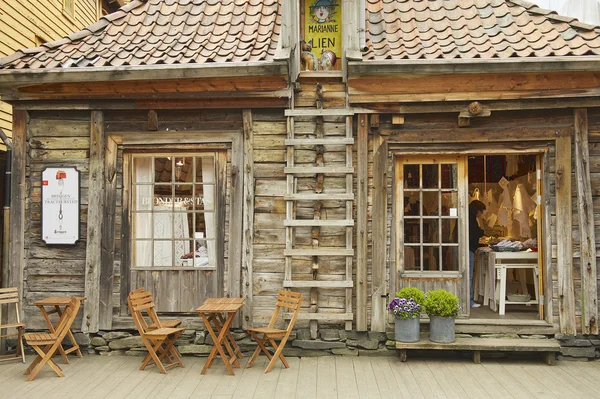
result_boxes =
[119,154,131,316]
[229,135,244,326]
[99,135,117,329]
[8,110,27,318]
[555,134,576,335]
[371,133,388,332]
[83,111,105,333]
[356,114,368,331]
[574,109,598,334]
[241,110,254,329]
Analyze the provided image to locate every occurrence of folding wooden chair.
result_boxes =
[23,296,80,381]
[247,290,302,373]
[128,289,184,374]
[0,288,25,363]
[129,288,182,330]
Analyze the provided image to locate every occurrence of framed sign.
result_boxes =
[42,167,80,244]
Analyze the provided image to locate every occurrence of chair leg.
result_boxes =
[268,338,289,368]
[265,340,286,373]
[26,344,64,382]
[140,339,168,374]
[247,333,272,368]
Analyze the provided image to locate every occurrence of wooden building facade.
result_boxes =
[0,0,599,344]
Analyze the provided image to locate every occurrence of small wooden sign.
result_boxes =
[41,167,80,244]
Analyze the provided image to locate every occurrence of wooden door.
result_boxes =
[394,155,469,316]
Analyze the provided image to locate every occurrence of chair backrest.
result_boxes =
[0,287,21,326]
[53,297,81,341]
[128,289,161,334]
[267,290,302,332]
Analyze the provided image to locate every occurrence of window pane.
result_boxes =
[422,192,439,216]
[422,164,438,188]
[174,184,193,211]
[134,240,152,267]
[134,157,153,183]
[153,184,173,211]
[196,184,215,211]
[404,164,419,189]
[175,157,193,183]
[175,240,193,266]
[133,184,153,211]
[154,157,173,183]
[423,246,438,270]
[404,246,420,271]
[404,220,420,244]
[441,164,457,189]
[442,246,459,271]
[404,192,420,216]
[441,191,458,216]
[422,219,439,243]
[442,219,458,243]
[134,213,152,239]
[196,156,216,183]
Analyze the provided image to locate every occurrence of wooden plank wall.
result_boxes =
[0,0,99,146]
[25,110,91,329]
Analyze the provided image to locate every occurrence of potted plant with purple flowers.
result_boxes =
[388,287,424,342]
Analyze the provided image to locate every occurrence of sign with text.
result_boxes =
[42,167,80,244]
[304,0,341,71]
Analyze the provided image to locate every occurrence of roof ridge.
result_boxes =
[510,0,599,31]
[0,0,145,68]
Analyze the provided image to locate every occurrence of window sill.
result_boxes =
[132,266,216,272]
[401,271,462,279]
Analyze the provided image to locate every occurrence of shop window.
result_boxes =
[399,159,462,272]
[300,0,342,71]
[130,153,222,269]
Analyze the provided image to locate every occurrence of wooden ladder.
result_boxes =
[284,78,354,336]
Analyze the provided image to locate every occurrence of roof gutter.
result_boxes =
[348,56,600,76]
[0,61,289,91]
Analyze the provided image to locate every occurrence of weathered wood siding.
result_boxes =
[25,110,91,329]
[372,110,582,329]
[0,0,99,146]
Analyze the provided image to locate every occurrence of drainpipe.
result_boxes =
[0,128,11,289]
[359,0,367,51]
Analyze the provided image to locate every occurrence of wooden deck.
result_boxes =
[0,354,599,398]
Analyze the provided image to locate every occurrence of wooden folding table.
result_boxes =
[196,297,244,375]
[33,296,86,364]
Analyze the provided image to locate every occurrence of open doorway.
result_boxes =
[468,154,543,321]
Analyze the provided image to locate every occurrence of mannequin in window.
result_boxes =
[469,200,486,308]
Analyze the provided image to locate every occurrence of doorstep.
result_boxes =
[417,317,558,335]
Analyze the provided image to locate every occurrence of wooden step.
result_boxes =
[284,166,354,175]
[283,280,353,288]
[285,138,354,146]
[285,109,354,117]
[284,248,354,256]
[395,337,560,352]
[284,312,354,321]
[284,220,354,227]
[284,193,354,201]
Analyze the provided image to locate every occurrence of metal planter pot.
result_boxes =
[395,316,420,342]
[429,316,455,343]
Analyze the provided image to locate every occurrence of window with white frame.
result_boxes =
[131,153,221,269]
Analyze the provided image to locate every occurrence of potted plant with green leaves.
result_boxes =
[424,289,460,343]
[387,287,424,342]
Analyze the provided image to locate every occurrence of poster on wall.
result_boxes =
[302,0,342,71]
[41,167,80,244]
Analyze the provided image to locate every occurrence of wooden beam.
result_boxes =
[119,154,131,316]
[83,111,105,333]
[228,135,244,327]
[542,152,554,324]
[8,110,26,317]
[555,134,576,335]
[99,135,117,330]
[370,114,380,128]
[371,134,388,332]
[574,108,598,335]
[147,110,158,131]
[392,115,405,125]
[241,110,254,329]
[356,114,368,331]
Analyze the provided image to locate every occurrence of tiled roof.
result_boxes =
[0,0,281,70]
[364,0,600,60]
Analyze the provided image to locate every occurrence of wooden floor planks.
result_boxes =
[0,353,598,398]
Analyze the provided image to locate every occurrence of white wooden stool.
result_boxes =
[492,252,540,315]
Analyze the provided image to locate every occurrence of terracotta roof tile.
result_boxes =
[364,0,600,60]
[0,0,281,69]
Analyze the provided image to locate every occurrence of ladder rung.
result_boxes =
[285,109,354,117]
[285,138,354,146]
[284,166,354,175]
[285,193,354,201]
[283,280,353,288]
[284,220,354,227]
[284,312,354,321]
[284,248,354,256]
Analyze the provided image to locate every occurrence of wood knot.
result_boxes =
[468,101,483,116]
